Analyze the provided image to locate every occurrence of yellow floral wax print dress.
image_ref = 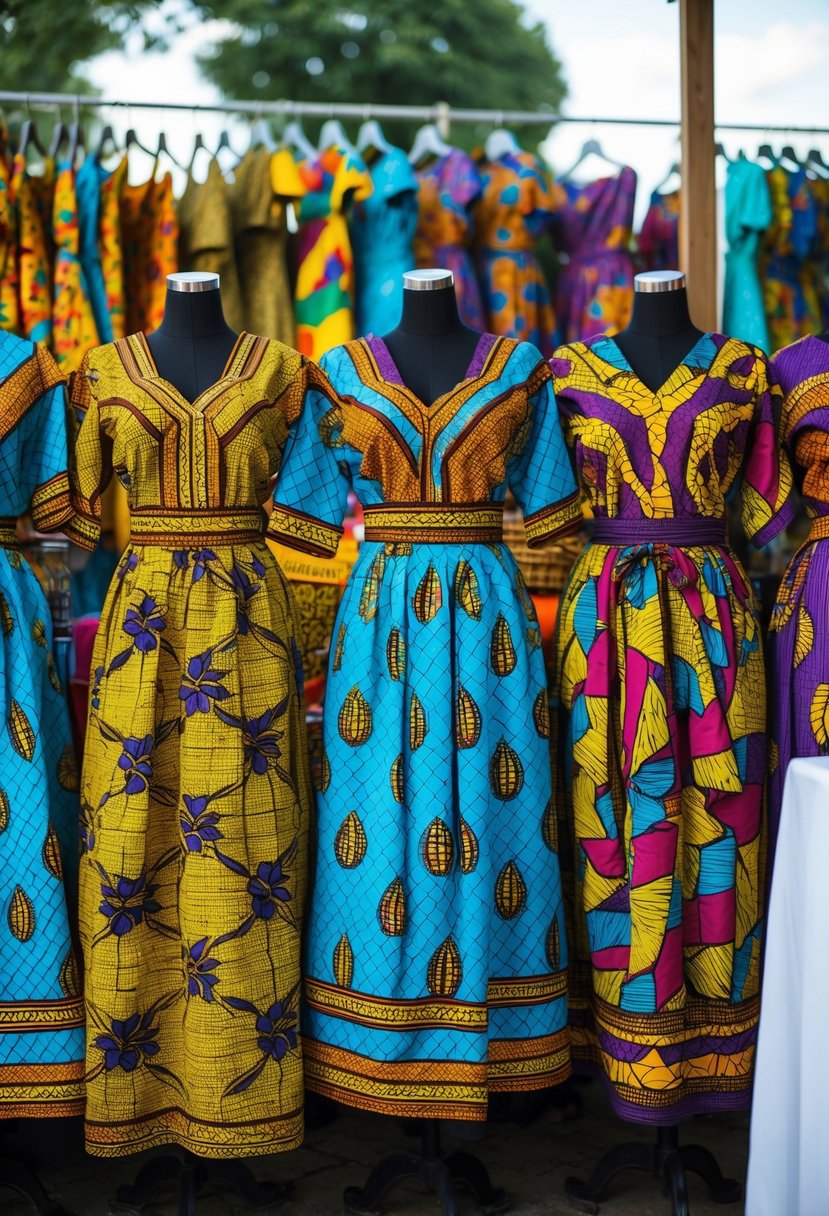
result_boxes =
[66,334,324,1158]
[270,334,582,1120]
[550,333,794,1124]
[12,154,55,346]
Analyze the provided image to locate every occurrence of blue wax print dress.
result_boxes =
[350,146,419,337]
[0,332,85,1117]
[270,332,581,1119]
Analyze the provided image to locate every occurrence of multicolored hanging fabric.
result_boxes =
[475,150,560,357]
[0,331,85,1118]
[120,167,179,336]
[178,157,244,333]
[350,146,419,337]
[768,335,829,851]
[52,161,100,371]
[293,144,372,360]
[0,126,21,335]
[552,166,637,342]
[67,334,320,1158]
[11,153,54,345]
[761,165,821,352]
[414,148,486,329]
[550,332,793,1123]
[637,189,679,273]
[270,334,581,1120]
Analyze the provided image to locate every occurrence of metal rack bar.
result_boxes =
[0,91,827,135]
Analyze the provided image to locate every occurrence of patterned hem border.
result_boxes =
[0,1097,85,1118]
[267,506,342,558]
[524,493,583,547]
[0,997,85,1032]
[570,1052,754,1125]
[85,1111,304,1159]
[31,472,74,533]
[304,1033,572,1119]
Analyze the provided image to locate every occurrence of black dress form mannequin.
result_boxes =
[113,274,290,1216]
[818,330,829,345]
[563,272,741,1216]
[612,270,704,393]
[343,273,506,1216]
[381,268,482,404]
[145,272,238,401]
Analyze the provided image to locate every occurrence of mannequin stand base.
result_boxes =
[343,1121,509,1216]
[109,1152,292,1216]
[0,1154,75,1216]
[564,1126,741,1216]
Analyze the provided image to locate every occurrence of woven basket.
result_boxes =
[502,507,585,594]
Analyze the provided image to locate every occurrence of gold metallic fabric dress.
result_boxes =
[67,333,321,1157]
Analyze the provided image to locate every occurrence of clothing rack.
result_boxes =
[1,90,829,138]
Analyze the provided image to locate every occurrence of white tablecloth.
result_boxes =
[746,757,829,1216]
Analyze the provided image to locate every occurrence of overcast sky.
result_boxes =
[86,0,829,227]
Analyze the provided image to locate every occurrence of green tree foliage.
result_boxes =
[0,1,174,97]
[192,0,566,149]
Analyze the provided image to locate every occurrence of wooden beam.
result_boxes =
[679,0,717,331]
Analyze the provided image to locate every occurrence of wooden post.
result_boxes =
[679,0,717,330]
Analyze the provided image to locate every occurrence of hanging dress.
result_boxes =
[269,334,581,1119]
[550,333,793,1123]
[637,189,679,274]
[120,166,179,336]
[230,146,303,345]
[552,166,637,343]
[413,149,486,329]
[722,158,772,351]
[52,160,101,372]
[0,332,85,1118]
[12,153,54,345]
[761,165,821,353]
[67,334,321,1158]
[767,335,829,850]
[350,145,419,337]
[475,150,559,357]
[293,144,373,360]
[0,126,20,336]
[76,153,127,346]
[178,158,245,333]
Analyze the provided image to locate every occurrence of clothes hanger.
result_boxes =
[806,148,829,179]
[157,129,183,171]
[484,123,521,162]
[357,117,391,157]
[95,121,119,161]
[125,127,158,160]
[18,98,48,161]
[779,144,802,171]
[48,106,68,161]
[250,114,276,153]
[560,136,626,181]
[756,141,777,168]
[408,122,452,166]
[282,118,316,160]
[653,160,680,194]
[318,117,353,153]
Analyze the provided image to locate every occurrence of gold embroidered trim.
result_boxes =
[362,504,503,544]
[524,492,583,547]
[85,1105,303,1159]
[808,516,829,542]
[130,509,264,547]
[0,518,18,547]
[30,472,73,533]
[0,996,85,1032]
[267,506,343,557]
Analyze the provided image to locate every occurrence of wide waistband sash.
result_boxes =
[592,517,728,547]
[362,504,503,545]
[130,509,264,548]
[0,518,18,548]
[808,516,829,542]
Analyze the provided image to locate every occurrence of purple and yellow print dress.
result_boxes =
[768,335,829,847]
[0,333,84,1118]
[270,334,581,1119]
[68,334,323,1158]
[414,148,486,329]
[551,333,793,1123]
[552,166,637,343]
[476,150,560,357]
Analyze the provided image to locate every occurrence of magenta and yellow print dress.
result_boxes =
[270,334,581,1119]
[550,332,793,1123]
[767,336,829,848]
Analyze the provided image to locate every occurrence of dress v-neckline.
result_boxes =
[364,332,500,413]
[595,331,716,399]
[130,330,251,412]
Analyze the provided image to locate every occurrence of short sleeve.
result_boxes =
[507,356,581,547]
[268,356,353,557]
[270,147,307,202]
[65,353,114,551]
[23,345,74,533]
[445,150,482,211]
[741,350,795,546]
[331,149,373,214]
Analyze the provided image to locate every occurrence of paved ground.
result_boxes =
[3,1081,749,1216]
